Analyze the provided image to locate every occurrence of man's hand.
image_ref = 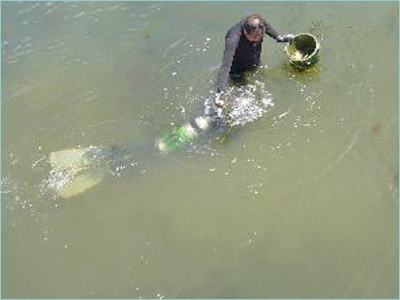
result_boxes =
[286,34,295,42]
[215,98,225,107]
[214,92,226,108]
[277,34,295,43]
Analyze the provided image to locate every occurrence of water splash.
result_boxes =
[227,81,274,126]
[46,168,74,197]
[204,80,274,127]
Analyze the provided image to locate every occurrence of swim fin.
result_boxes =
[49,146,118,199]
[49,148,95,174]
[58,168,110,199]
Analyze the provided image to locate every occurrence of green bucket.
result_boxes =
[285,33,320,70]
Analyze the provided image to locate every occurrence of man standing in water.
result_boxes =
[214,14,293,107]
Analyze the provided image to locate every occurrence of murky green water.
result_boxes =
[2,2,399,298]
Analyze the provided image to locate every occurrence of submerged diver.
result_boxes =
[214,14,294,108]
[48,15,294,199]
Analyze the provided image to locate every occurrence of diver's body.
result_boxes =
[215,14,293,107]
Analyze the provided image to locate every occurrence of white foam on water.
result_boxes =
[228,90,274,126]
[219,80,274,127]
[203,80,274,127]
[47,168,74,196]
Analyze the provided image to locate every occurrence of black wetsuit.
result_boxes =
[216,18,282,93]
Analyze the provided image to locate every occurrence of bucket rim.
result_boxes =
[285,33,320,62]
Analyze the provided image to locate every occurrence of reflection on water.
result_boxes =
[2,1,399,299]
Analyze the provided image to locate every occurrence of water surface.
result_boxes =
[2,2,399,298]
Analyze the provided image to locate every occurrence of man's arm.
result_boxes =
[216,25,241,95]
[263,20,294,42]
[263,20,280,40]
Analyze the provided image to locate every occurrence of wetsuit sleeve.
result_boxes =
[216,30,240,94]
[263,20,280,41]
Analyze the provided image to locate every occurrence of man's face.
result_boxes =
[244,31,263,43]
